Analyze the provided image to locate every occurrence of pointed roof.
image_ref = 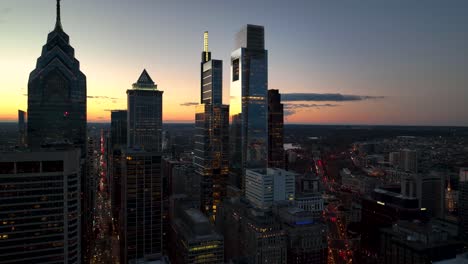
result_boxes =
[132,69,157,89]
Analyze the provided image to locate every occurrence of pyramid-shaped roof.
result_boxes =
[133,69,157,89]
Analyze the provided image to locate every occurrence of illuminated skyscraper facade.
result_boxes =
[230,24,268,189]
[194,32,230,217]
[127,70,163,152]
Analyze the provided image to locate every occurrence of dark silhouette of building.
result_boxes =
[459,168,468,240]
[268,89,284,169]
[194,32,229,218]
[27,0,86,153]
[171,208,224,263]
[380,221,463,264]
[230,25,269,191]
[17,110,27,147]
[127,70,163,152]
[25,1,88,262]
[121,151,163,263]
[361,188,428,258]
[0,149,81,263]
[216,197,288,263]
[109,110,127,222]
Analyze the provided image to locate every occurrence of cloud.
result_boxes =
[282,93,385,102]
[87,95,119,100]
[284,103,339,116]
[180,102,198,107]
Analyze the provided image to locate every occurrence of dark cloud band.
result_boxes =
[282,93,384,102]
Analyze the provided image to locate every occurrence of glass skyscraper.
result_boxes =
[27,1,86,154]
[194,32,230,218]
[127,70,163,152]
[230,24,268,189]
[268,89,285,169]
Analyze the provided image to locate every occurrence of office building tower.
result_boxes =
[229,113,243,187]
[17,110,27,147]
[121,151,163,263]
[361,187,427,256]
[268,89,285,169]
[27,0,86,154]
[111,110,128,149]
[245,168,296,209]
[275,205,328,264]
[127,70,163,152]
[401,172,445,217]
[171,208,224,263]
[399,149,418,173]
[230,24,269,189]
[389,151,400,166]
[459,168,468,240]
[0,149,81,264]
[215,198,287,263]
[200,31,222,105]
[194,32,230,217]
[109,110,127,221]
[381,221,463,264]
[25,1,88,261]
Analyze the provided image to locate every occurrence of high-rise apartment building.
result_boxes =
[268,89,285,169]
[230,25,269,190]
[127,70,163,152]
[121,151,163,263]
[0,149,81,264]
[194,32,230,218]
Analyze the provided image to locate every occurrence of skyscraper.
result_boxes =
[0,149,81,264]
[127,70,163,152]
[27,0,86,154]
[268,89,284,169]
[194,32,230,218]
[25,1,88,261]
[111,110,128,150]
[230,24,268,190]
[121,151,163,263]
[109,110,127,222]
[17,110,27,147]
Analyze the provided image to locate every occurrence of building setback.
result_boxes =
[194,32,230,218]
[230,24,269,190]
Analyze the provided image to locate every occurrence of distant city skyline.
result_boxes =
[0,0,467,126]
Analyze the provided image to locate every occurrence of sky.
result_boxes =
[0,0,467,126]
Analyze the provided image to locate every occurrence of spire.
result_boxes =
[55,0,63,31]
[204,31,209,62]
